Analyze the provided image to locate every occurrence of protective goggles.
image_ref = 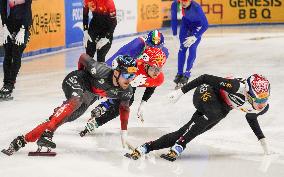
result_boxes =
[121,73,136,80]
[254,97,268,104]
[148,65,162,73]
[247,93,268,104]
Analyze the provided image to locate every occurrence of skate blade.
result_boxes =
[160,154,176,162]
[124,153,139,160]
[1,149,13,156]
[174,85,182,90]
[124,153,132,159]
[28,152,56,156]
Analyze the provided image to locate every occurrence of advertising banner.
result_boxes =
[65,0,84,48]
[25,0,66,53]
[114,0,138,36]
[161,0,284,26]
[137,0,164,32]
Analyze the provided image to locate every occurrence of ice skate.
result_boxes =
[175,76,189,90]
[79,117,99,137]
[0,85,14,102]
[160,150,178,162]
[173,74,183,85]
[124,143,148,160]
[80,103,108,137]
[160,144,183,162]
[1,135,26,156]
[28,131,56,156]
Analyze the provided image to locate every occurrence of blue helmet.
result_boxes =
[145,30,164,48]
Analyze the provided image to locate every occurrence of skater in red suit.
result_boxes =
[79,47,168,145]
[2,54,137,156]
[83,0,117,62]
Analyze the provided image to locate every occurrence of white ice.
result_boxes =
[0,25,284,177]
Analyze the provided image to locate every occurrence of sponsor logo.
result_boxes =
[141,3,159,20]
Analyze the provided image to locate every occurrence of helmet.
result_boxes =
[245,74,270,104]
[145,30,164,48]
[112,55,137,74]
[140,47,167,68]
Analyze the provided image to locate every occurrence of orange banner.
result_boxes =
[196,0,284,25]
[25,0,66,53]
[137,0,164,32]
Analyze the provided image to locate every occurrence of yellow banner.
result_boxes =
[137,0,164,32]
[25,0,66,52]
[196,0,284,24]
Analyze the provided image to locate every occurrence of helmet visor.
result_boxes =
[121,73,136,80]
[254,97,268,104]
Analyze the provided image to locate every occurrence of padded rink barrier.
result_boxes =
[1,0,284,61]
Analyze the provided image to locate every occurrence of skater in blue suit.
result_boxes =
[171,0,208,89]
[106,30,169,66]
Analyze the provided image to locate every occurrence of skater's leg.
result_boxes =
[184,38,201,78]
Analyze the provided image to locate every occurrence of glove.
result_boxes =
[96,37,110,50]
[2,24,11,44]
[137,101,146,123]
[130,74,147,87]
[259,138,271,155]
[15,26,25,46]
[83,30,92,48]
[120,130,128,149]
[168,89,185,104]
[183,36,197,48]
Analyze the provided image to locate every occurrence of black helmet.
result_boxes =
[112,55,137,74]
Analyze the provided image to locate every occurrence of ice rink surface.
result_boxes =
[0,25,284,177]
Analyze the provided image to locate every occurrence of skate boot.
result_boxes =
[80,100,114,137]
[79,117,99,137]
[36,130,56,152]
[173,74,183,84]
[160,143,183,162]
[124,143,149,160]
[0,84,14,101]
[175,75,189,90]
[1,135,27,156]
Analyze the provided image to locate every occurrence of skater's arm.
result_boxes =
[171,1,178,36]
[102,0,117,38]
[162,47,169,58]
[83,1,89,30]
[0,0,8,25]
[119,100,130,130]
[106,38,145,66]
[142,87,156,102]
[192,4,208,38]
[245,104,269,140]
[181,74,240,94]
[22,0,32,29]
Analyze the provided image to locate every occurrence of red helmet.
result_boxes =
[140,47,167,68]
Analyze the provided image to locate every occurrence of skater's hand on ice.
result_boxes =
[168,89,184,104]
[83,30,92,48]
[15,26,25,46]
[96,37,110,50]
[183,35,197,48]
[121,130,128,149]
[2,24,11,45]
[137,101,146,123]
[259,138,276,155]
